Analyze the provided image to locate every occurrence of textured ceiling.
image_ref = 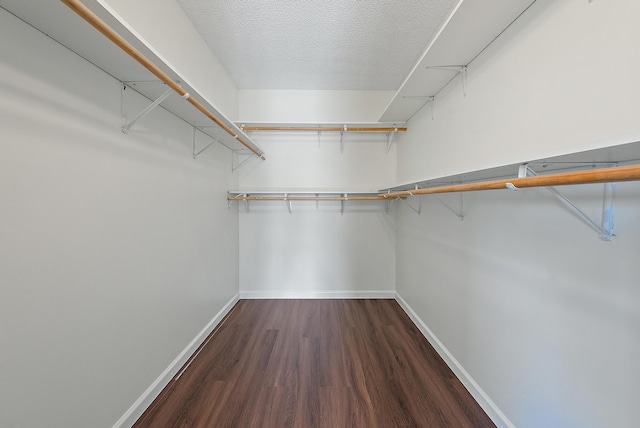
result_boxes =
[176,0,458,90]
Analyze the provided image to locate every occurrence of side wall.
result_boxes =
[397,0,640,184]
[0,9,239,427]
[237,91,397,297]
[397,185,640,428]
[396,0,640,427]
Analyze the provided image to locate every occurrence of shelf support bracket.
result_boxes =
[601,182,615,240]
[427,65,468,97]
[284,194,292,214]
[435,192,464,220]
[340,125,347,153]
[402,96,435,119]
[341,194,347,215]
[398,195,421,215]
[228,193,247,210]
[398,185,422,215]
[122,85,174,133]
[385,190,392,213]
[231,151,253,171]
[191,127,218,159]
[386,128,398,153]
[519,164,615,240]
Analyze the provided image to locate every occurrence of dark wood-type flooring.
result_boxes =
[134,299,495,428]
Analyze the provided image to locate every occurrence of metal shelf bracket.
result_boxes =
[435,192,465,220]
[228,193,249,210]
[385,190,392,213]
[341,194,347,214]
[399,185,422,215]
[340,125,347,153]
[231,151,253,171]
[192,127,217,159]
[386,128,398,153]
[601,182,616,240]
[121,83,174,133]
[519,164,616,240]
[402,96,435,120]
[284,194,292,214]
[427,65,468,97]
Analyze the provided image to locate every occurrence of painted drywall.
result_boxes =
[397,0,640,184]
[102,0,240,119]
[239,89,396,123]
[396,185,640,428]
[238,132,396,190]
[0,9,239,427]
[239,202,396,298]
[237,132,396,297]
[395,0,640,426]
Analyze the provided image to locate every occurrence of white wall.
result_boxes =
[102,0,240,119]
[0,9,238,427]
[239,201,396,298]
[397,184,640,428]
[237,89,397,298]
[396,0,640,427]
[238,132,395,191]
[239,89,395,123]
[237,130,396,297]
[397,0,640,184]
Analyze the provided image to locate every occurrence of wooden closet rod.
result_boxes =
[61,0,265,160]
[379,164,640,199]
[240,126,407,133]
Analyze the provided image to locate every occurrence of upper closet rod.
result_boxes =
[380,164,640,198]
[61,0,265,160]
[240,126,407,133]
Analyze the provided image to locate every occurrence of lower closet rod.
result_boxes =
[380,164,640,198]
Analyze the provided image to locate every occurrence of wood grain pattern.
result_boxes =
[379,164,640,198]
[134,300,495,428]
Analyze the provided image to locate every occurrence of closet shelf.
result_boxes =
[379,164,640,199]
[379,162,640,241]
[238,123,407,133]
[377,142,640,240]
[380,141,640,194]
[228,191,385,202]
[2,0,265,159]
[380,0,536,122]
[237,122,405,154]
[227,191,390,214]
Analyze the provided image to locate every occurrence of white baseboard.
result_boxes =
[239,290,395,299]
[112,293,240,428]
[394,293,515,428]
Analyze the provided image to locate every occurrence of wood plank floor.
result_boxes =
[134,299,495,428]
